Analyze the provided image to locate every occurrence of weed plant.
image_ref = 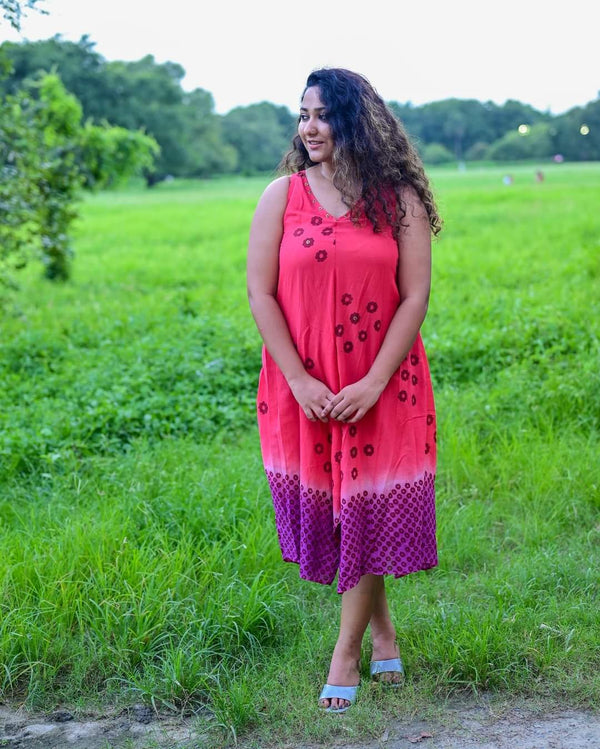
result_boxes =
[1,164,599,745]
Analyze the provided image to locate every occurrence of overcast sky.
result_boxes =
[2,0,598,115]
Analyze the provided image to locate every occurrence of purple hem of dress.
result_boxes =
[268,470,437,594]
[282,555,439,594]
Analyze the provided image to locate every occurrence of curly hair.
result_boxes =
[279,68,442,238]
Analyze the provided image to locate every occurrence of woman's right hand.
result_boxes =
[287,373,335,423]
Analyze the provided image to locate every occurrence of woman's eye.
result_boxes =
[319,114,328,121]
[299,114,308,121]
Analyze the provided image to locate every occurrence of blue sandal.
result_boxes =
[318,683,359,713]
[370,657,404,687]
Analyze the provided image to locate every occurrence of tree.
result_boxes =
[464,141,490,161]
[100,56,189,182]
[182,88,237,176]
[492,99,549,140]
[0,39,237,183]
[1,30,597,179]
[420,143,455,165]
[78,121,160,190]
[222,102,296,174]
[0,36,107,113]
[0,72,158,287]
[486,123,553,161]
[391,99,492,159]
[389,98,551,160]
[1,0,45,30]
[553,99,600,161]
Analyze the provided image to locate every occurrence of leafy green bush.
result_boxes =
[421,142,455,164]
[486,122,553,160]
[465,141,489,161]
[0,72,158,288]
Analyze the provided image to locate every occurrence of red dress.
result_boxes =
[257,171,437,593]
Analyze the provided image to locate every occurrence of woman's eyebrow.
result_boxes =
[300,106,326,112]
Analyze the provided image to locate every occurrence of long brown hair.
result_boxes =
[280,68,442,238]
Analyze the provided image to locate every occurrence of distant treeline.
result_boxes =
[2,36,599,183]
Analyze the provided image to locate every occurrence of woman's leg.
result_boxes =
[369,576,402,684]
[319,574,380,710]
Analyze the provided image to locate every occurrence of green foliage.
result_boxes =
[0,72,81,284]
[0,0,44,30]
[0,103,40,283]
[0,35,105,107]
[183,88,238,177]
[420,142,455,165]
[464,140,490,161]
[390,98,551,160]
[0,314,261,477]
[0,72,158,288]
[85,55,237,182]
[553,98,600,160]
[0,174,263,478]
[100,56,189,181]
[78,121,159,189]
[33,73,82,280]
[2,35,598,183]
[0,39,236,183]
[0,437,287,713]
[486,122,553,160]
[222,102,296,174]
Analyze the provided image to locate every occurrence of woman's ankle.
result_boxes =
[332,635,362,665]
[370,625,397,652]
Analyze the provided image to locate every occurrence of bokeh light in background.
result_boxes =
[518,124,530,135]
[580,125,590,135]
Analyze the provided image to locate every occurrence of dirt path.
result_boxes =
[1,698,599,748]
[302,700,600,749]
[0,703,203,748]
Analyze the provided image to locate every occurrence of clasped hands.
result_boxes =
[288,372,386,424]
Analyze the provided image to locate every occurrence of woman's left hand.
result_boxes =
[321,375,386,423]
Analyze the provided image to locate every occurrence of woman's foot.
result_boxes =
[370,631,403,685]
[319,641,361,711]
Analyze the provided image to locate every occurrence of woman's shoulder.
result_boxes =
[263,174,292,197]
[254,175,292,214]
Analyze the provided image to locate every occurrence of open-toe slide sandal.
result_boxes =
[370,657,404,687]
[318,684,358,713]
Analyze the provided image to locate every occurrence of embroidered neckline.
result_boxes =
[299,170,351,221]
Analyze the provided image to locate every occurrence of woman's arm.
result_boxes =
[247,177,335,422]
[323,187,432,423]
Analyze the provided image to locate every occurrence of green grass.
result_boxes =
[1,162,599,746]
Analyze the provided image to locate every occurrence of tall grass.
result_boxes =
[1,163,599,745]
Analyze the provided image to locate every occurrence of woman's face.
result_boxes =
[298,86,334,164]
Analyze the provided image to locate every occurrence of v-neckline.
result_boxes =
[300,170,351,221]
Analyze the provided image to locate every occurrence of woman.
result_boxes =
[247,68,441,712]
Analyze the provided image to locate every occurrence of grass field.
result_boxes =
[1,163,599,746]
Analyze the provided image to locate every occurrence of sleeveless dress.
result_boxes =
[256,171,437,593]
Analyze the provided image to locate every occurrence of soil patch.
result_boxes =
[1,697,599,748]
[0,703,205,748]
[304,699,600,749]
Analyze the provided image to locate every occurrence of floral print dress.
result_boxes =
[256,171,437,593]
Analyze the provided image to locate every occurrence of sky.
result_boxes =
[1,0,599,115]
